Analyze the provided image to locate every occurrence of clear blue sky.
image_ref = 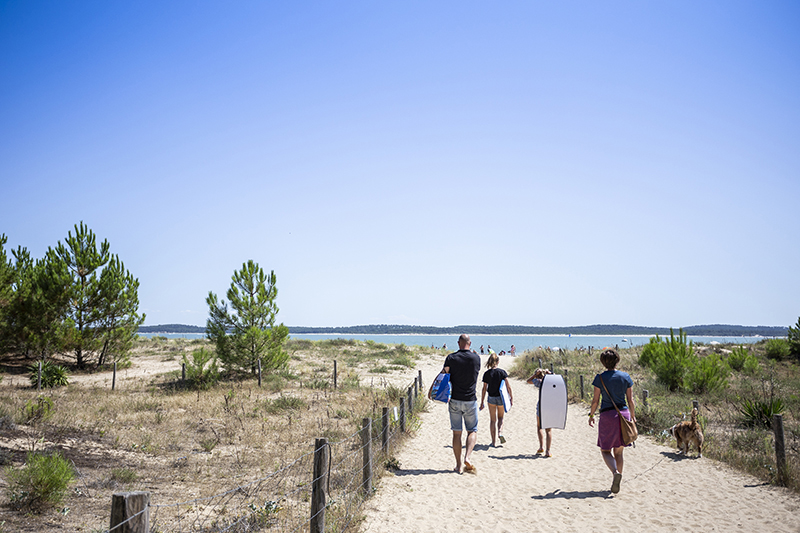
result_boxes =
[1,1,798,329]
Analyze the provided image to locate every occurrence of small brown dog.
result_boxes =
[669,408,704,457]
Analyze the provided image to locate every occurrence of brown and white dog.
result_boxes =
[669,408,704,457]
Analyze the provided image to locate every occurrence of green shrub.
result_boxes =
[28,361,69,388]
[685,353,729,393]
[5,451,74,510]
[649,329,695,391]
[389,353,415,368]
[764,338,790,361]
[728,346,759,374]
[263,395,306,414]
[23,396,54,425]
[787,317,800,361]
[638,336,664,368]
[740,397,784,429]
[182,348,220,389]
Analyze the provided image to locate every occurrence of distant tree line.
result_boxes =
[143,323,789,337]
[0,223,144,369]
[138,324,206,334]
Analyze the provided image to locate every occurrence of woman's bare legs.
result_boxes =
[487,403,498,446]
[601,446,625,493]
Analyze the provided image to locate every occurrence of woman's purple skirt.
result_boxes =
[597,409,632,450]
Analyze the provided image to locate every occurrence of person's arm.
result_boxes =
[504,378,513,407]
[626,386,636,422]
[589,386,601,427]
[480,382,487,410]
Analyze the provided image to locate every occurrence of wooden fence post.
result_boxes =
[333,360,338,389]
[407,386,413,414]
[692,399,699,411]
[642,390,649,408]
[112,362,117,391]
[774,414,787,486]
[37,361,42,391]
[110,491,149,533]
[550,363,554,374]
[361,418,372,495]
[580,375,585,399]
[381,407,389,453]
[310,438,329,533]
[181,362,185,382]
[538,357,542,368]
[399,398,406,433]
[418,370,423,391]
[257,359,262,388]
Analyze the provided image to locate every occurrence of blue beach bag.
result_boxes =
[430,372,451,403]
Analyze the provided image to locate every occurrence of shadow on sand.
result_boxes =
[660,450,699,461]
[393,468,456,477]
[531,489,610,500]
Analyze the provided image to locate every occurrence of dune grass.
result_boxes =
[0,337,438,532]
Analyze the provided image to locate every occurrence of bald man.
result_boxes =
[442,334,481,473]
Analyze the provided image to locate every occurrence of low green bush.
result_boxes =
[5,451,74,510]
[764,338,790,361]
[727,346,756,373]
[23,396,54,425]
[263,396,306,414]
[181,348,220,390]
[28,361,69,389]
[740,397,784,429]
[649,329,695,391]
[685,353,729,393]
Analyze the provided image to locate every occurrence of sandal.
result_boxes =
[611,472,622,494]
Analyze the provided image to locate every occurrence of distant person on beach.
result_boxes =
[480,353,513,446]
[526,368,553,457]
[588,348,636,494]
[441,334,481,474]
[480,345,484,354]
[510,345,516,356]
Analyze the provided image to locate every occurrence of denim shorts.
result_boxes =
[449,399,479,433]
[487,395,503,406]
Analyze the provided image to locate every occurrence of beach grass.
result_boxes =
[0,337,437,532]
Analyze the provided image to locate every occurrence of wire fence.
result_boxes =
[103,373,424,533]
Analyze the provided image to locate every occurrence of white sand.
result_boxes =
[361,354,800,532]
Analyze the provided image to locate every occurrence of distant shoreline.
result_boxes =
[139,323,788,337]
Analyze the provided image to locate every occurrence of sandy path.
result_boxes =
[361,354,800,532]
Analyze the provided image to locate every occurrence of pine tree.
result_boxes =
[45,222,110,368]
[96,255,145,367]
[206,260,289,374]
[788,317,800,361]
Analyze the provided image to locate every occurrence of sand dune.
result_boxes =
[361,354,800,532]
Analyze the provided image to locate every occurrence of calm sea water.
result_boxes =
[139,332,771,352]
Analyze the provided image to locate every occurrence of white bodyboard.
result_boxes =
[539,374,568,429]
[500,379,511,412]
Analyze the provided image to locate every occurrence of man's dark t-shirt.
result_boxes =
[444,349,481,402]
